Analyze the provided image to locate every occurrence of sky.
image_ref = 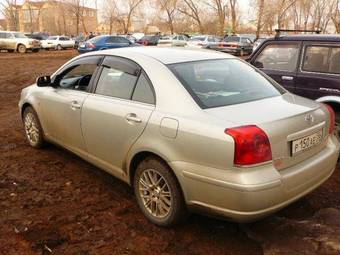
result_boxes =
[0,0,253,22]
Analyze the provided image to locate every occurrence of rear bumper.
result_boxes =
[214,48,240,54]
[170,136,339,222]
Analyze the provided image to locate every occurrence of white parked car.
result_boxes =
[41,36,75,50]
[0,31,40,53]
[158,35,188,47]
[186,35,219,48]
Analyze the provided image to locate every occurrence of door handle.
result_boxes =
[282,76,294,81]
[71,100,81,110]
[126,113,142,123]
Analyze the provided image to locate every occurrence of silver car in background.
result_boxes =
[19,48,339,226]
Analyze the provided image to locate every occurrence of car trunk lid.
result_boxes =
[204,93,329,170]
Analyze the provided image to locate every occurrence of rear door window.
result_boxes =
[302,45,340,74]
[95,57,140,100]
[132,73,155,104]
[254,43,300,72]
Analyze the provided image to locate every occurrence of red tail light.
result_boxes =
[324,104,335,134]
[143,41,148,45]
[225,125,272,166]
[86,42,95,49]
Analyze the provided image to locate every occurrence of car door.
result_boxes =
[59,36,66,47]
[0,32,6,49]
[81,56,155,176]
[5,32,16,50]
[63,36,70,47]
[295,43,340,100]
[250,41,301,93]
[39,56,103,154]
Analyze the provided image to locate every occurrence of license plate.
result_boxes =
[292,130,322,155]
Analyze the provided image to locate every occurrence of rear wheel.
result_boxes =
[22,107,45,148]
[134,157,187,227]
[56,44,62,51]
[17,44,26,53]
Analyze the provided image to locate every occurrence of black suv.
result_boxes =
[248,31,340,132]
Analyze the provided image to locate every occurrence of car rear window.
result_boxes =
[224,36,240,42]
[168,59,285,109]
[189,36,205,41]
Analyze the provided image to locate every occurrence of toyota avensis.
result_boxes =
[19,47,339,226]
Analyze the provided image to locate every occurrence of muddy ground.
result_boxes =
[0,50,339,255]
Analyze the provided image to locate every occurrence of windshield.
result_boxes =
[189,36,205,41]
[13,32,27,38]
[168,59,285,109]
[141,36,154,40]
[48,36,58,40]
[224,36,240,42]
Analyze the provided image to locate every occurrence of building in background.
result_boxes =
[3,0,97,36]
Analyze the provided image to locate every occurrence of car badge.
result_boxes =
[304,114,314,124]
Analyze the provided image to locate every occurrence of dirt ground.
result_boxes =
[0,50,340,255]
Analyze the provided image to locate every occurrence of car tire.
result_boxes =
[22,106,45,148]
[17,44,26,54]
[134,157,187,227]
[56,44,62,51]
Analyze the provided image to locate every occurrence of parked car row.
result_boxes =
[0,31,77,53]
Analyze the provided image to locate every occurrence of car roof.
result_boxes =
[270,34,340,42]
[90,47,234,64]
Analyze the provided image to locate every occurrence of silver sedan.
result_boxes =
[19,47,339,226]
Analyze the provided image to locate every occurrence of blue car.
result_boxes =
[78,35,139,53]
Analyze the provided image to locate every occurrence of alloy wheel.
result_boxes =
[24,112,39,145]
[138,169,172,218]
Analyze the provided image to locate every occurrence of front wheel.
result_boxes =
[17,44,26,53]
[22,107,45,148]
[134,157,187,227]
[56,44,62,51]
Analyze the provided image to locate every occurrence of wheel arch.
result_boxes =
[127,150,172,187]
[21,102,33,118]
[316,96,340,114]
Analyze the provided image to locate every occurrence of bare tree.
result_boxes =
[276,0,297,29]
[254,0,264,38]
[156,0,177,34]
[229,0,237,33]
[206,0,228,35]
[0,0,19,31]
[120,0,144,34]
[331,0,340,33]
[177,0,205,33]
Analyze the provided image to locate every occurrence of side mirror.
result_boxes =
[254,61,264,69]
[36,76,52,87]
